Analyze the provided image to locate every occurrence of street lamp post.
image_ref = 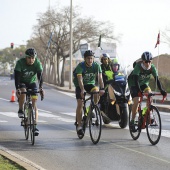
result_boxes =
[69,0,73,89]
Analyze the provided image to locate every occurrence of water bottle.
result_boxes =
[142,107,147,116]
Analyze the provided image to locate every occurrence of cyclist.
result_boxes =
[128,51,167,132]
[100,53,112,86]
[73,50,105,135]
[14,48,44,136]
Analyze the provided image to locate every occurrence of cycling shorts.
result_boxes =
[19,82,38,99]
[130,84,151,98]
[75,84,99,99]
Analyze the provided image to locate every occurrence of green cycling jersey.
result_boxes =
[73,62,102,87]
[128,63,158,87]
[14,58,43,83]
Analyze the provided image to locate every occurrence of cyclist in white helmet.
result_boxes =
[128,51,167,132]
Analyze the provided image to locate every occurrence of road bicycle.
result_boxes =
[21,89,42,145]
[129,92,166,145]
[75,91,102,144]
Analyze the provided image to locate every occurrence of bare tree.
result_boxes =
[161,28,170,47]
[30,5,120,87]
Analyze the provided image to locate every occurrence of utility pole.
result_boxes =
[69,0,73,89]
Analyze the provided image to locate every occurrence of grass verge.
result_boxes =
[0,154,25,170]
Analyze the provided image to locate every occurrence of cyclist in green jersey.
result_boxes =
[14,48,44,136]
[73,50,105,135]
[128,51,167,132]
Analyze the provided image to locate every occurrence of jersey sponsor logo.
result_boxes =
[140,74,150,80]
[23,71,34,77]
[83,73,95,81]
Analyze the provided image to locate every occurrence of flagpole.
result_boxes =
[155,31,160,92]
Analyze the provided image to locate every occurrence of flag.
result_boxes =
[155,32,160,48]
[98,35,103,50]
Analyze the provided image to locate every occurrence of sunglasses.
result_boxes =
[144,60,151,63]
[27,56,35,59]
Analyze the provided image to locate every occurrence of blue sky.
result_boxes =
[1,0,170,66]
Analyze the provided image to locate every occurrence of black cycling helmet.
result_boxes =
[84,50,94,58]
[25,48,37,57]
[141,51,152,61]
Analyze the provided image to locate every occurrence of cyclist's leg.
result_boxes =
[89,85,99,104]
[17,83,26,118]
[130,86,140,120]
[129,86,140,132]
[76,99,83,126]
[75,87,84,134]
[143,86,152,107]
[29,83,39,135]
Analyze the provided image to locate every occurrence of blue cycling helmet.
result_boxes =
[141,51,152,61]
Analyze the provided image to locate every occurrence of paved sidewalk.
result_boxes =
[47,81,170,113]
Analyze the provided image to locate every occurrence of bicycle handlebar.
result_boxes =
[139,92,166,103]
[21,89,44,101]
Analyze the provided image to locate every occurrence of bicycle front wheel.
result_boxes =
[29,105,35,145]
[89,105,102,144]
[23,104,29,140]
[129,108,142,140]
[146,105,161,145]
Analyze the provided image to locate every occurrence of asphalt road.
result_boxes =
[1,77,170,170]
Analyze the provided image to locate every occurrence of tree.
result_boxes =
[161,28,170,48]
[30,5,120,87]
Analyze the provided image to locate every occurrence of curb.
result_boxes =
[0,148,45,170]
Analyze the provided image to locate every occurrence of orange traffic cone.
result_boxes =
[10,90,16,102]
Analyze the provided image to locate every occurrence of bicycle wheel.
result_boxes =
[23,103,29,140]
[89,105,102,144]
[146,105,161,145]
[29,105,35,145]
[129,109,142,140]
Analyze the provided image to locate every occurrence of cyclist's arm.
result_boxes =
[37,71,43,88]
[154,76,164,91]
[14,70,21,89]
[133,75,142,92]
[98,73,104,89]
[77,75,85,93]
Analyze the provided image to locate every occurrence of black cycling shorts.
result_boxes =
[130,84,151,98]
[19,82,38,96]
[75,84,97,99]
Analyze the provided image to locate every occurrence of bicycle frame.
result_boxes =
[76,91,102,144]
[21,89,40,145]
[83,92,99,128]
[139,92,165,129]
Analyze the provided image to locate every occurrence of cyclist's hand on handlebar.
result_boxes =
[16,89,21,98]
[99,88,105,96]
[138,91,143,97]
[39,88,44,100]
[160,90,167,97]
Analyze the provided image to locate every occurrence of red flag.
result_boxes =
[155,32,160,48]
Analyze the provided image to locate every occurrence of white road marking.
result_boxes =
[1,110,170,138]
[0,120,8,123]
[60,112,75,116]
[57,91,76,98]
[0,112,18,117]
